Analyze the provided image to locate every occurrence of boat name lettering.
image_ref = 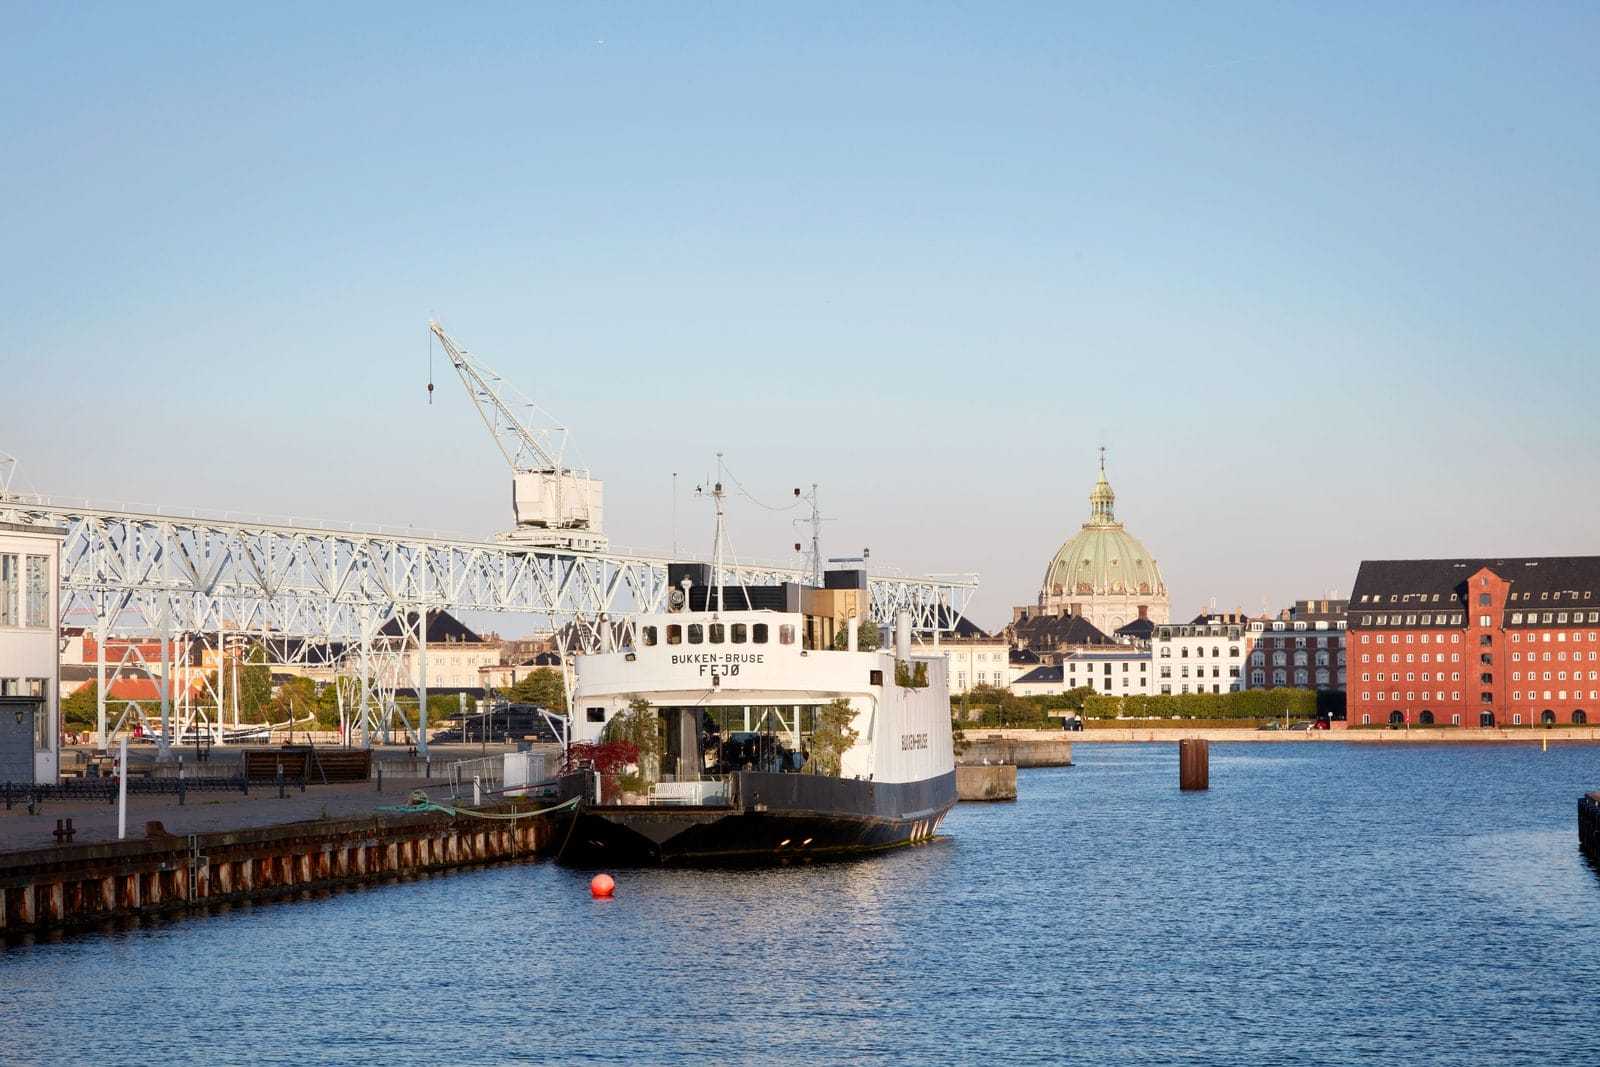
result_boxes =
[670,653,765,666]
[900,733,929,751]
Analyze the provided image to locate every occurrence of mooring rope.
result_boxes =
[375,794,580,821]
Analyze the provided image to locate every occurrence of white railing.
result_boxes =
[647,778,731,806]
[445,755,504,800]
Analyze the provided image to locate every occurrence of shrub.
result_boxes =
[1081,690,1329,720]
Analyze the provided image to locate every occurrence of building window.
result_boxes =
[24,556,48,629]
[0,555,16,627]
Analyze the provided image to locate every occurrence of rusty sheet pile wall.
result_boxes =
[0,805,557,937]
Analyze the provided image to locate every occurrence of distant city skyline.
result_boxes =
[6,4,1599,631]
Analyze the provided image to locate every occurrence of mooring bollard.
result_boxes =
[1179,738,1209,791]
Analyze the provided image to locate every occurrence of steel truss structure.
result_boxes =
[2,497,977,753]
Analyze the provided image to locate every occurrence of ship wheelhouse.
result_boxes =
[569,562,915,804]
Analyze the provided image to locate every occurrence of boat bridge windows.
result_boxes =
[641,622,787,647]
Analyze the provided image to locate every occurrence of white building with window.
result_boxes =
[917,620,1011,694]
[0,522,63,785]
[1013,649,1153,697]
[1153,612,1250,695]
[1065,649,1152,696]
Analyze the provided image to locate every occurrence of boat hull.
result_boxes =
[554,769,956,867]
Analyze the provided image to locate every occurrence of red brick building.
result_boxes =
[1347,557,1600,727]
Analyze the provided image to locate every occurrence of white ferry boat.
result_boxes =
[552,487,956,865]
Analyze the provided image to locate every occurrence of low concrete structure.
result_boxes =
[955,764,1017,801]
[957,733,1072,767]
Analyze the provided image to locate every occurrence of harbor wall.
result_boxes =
[0,805,556,938]
[955,764,1017,802]
[956,734,1072,767]
[974,727,1600,744]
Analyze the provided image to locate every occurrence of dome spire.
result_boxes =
[1088,448,1116,526]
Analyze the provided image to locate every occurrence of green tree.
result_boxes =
[807,698,861,777]
[507,667,567,712]
[830,620,882,651]
[272,676,336,726]
[62,681,100,728]
[238,645,273,723]
[602,697,663,793]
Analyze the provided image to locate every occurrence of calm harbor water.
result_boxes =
[4,742,1600,1065]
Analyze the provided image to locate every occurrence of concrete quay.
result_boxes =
[955,764,1017,802]
[1074,726,1600,743]
[958,726,1600,744]
[957,733,1072,767]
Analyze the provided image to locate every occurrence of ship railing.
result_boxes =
[648,775,734,806]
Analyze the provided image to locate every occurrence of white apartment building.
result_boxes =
[1153,613,1250,695]
[1012,649,1152,697]
[0,522,63,784]
[918,630,1012,694]
[1064,649,1153,696]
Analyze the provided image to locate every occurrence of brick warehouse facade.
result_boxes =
[1347,557,1600,728]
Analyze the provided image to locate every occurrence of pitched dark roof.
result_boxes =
[1009,648,1041,665]
[1014,665,1064,684]
[1350,557,1600,627]
[1007,613,1113,650]
[930,607,988,638]
[1114,618,1155,641]
[379,610,484,644]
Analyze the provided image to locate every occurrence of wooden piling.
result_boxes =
[1179,738,1209,791]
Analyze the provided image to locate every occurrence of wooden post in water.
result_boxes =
[1179,738,1209,791]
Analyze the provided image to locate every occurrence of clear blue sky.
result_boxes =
[5,3,1598,630]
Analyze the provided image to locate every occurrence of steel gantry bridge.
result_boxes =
[0,494,978,753]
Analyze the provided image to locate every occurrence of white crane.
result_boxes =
[429,320,608,551]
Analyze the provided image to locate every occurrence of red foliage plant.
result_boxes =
[562,740,639,775]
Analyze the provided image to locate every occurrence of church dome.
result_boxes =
[1041,461,1166,601]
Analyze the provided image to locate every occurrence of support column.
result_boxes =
[95,620,108,748]
[417,609,430,757]
[157,602,172,760]
[215,626,226,745]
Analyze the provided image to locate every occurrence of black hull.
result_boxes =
[554,769,956,867]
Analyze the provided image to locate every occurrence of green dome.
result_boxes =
[1040,463,1166,600]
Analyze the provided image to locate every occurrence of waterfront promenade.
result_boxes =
[0,776,444,853]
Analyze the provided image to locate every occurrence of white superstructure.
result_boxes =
[572,608,953,789]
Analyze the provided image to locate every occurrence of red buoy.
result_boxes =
[590,873,615,899]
